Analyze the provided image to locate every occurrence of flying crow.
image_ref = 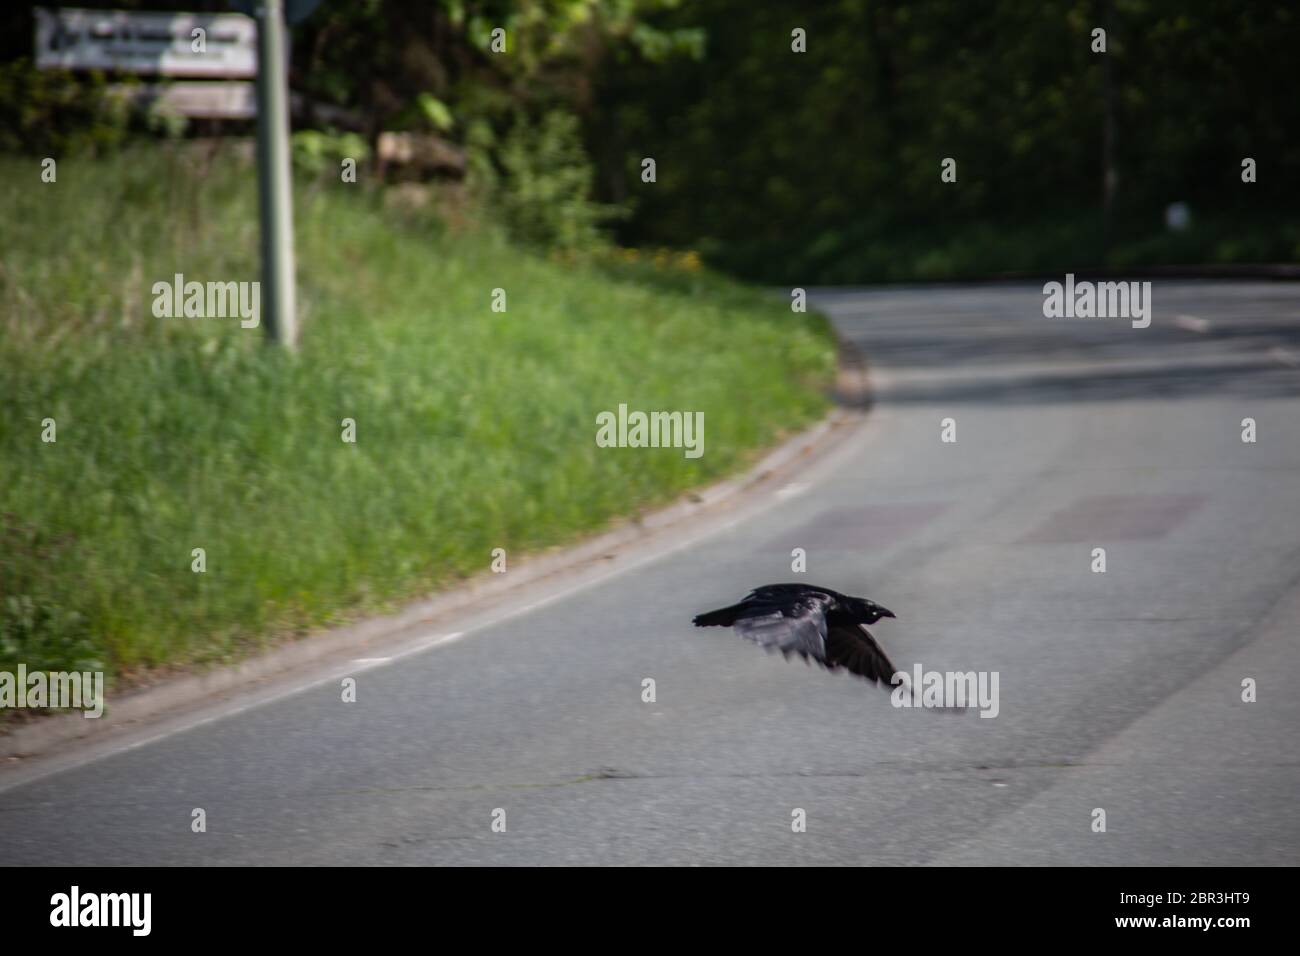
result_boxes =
[693,583,900,690]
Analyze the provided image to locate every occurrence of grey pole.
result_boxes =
[254,0,297,348]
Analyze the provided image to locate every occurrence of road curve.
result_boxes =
[2,280,1298,865]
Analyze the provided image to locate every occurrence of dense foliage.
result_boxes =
[2,1,1296,279]
[600,0,1300,280]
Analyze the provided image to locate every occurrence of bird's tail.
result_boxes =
[692,604,746,627]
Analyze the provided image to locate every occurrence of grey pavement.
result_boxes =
[2,280,1298,865]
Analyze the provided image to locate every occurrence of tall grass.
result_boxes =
[0,145,835,678]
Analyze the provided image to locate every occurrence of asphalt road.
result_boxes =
[3,281,1299,865]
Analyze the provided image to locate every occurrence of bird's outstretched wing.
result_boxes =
[694,589,835,663]
[823,621,899,686]
[743,583,832,604]
[694,585,906,690]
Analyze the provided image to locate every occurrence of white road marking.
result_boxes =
[1269,346,1300,367]
[404,631,466,655]
[774,481,810,500]
[1172,314,1210,333]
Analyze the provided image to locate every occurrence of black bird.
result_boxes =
[693,583,900,689]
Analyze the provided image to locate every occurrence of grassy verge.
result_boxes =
[0,144,835,682]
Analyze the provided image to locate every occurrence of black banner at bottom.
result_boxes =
[0,865,1282,941]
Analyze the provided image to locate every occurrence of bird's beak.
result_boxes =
[880,606,897,619]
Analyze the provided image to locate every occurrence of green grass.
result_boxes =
[0,144,835,680]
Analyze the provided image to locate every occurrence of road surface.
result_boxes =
[3,281,1299,865]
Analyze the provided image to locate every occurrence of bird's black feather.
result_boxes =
[693,583,901,689]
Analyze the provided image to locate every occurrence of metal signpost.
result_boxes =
[232,0,318,348]
[251,0,295,348]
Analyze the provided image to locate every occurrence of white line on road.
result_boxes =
[1269,347,1300,367]
[1172,314,1211,333]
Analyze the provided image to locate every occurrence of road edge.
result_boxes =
[0,337,873,763]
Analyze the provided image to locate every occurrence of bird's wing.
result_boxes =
[823,621,900,686]
[728,591,833,662]
[743,583,829,603]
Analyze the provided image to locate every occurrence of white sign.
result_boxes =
[108,81,257,120]
[35,7,257,78]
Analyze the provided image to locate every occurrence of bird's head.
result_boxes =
[854,597,896,624]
